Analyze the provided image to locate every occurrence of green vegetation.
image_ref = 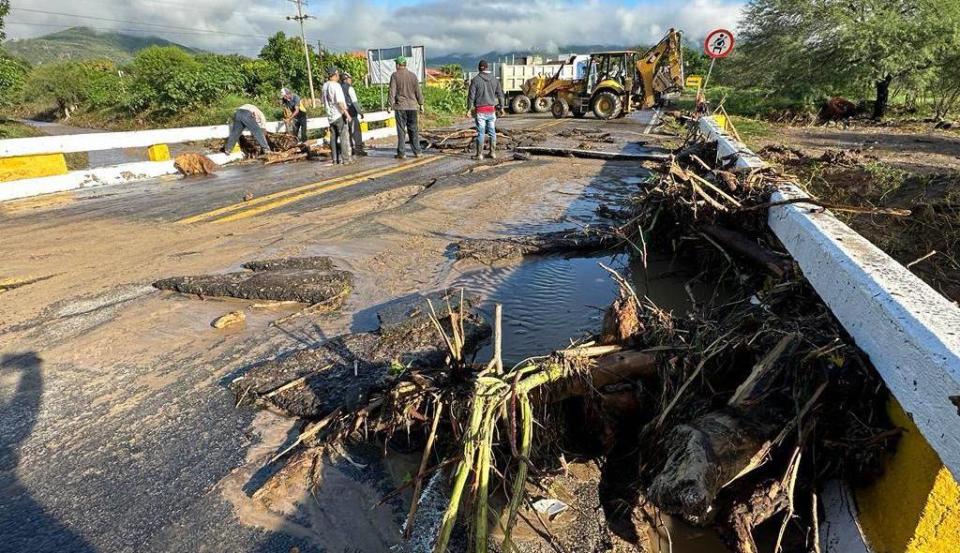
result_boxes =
[0,30,466,130]
[688,0,960,122]
[1,27,201,66]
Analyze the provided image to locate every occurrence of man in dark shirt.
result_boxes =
[388,56,424,159]
[467,60,506,159]
[341,72,366,156]
[281,87,308,143]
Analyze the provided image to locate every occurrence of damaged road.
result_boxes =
[0,110,687,552]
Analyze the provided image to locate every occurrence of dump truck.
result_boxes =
[467,56,587,114]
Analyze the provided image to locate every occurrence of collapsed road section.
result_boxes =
[213,115,956,553]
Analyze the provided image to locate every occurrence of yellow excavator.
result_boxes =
[520,29,684,120]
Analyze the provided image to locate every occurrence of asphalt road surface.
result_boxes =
[0,110,673,553]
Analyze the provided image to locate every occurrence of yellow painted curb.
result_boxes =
[0,153,68,182]
[856,398,960,553]
[148,144,171,162]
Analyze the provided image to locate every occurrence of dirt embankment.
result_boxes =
[756,135,960,303]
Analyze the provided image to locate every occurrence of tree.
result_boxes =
[440,64,463,78]
[0,53,29,104]
[738,0,960,118]
[259,32,313,95]
[0,0,9,41]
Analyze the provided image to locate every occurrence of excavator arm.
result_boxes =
[635,28,685,109]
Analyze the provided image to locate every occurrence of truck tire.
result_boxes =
[551,98,569,119]
[592,91,623,120]
[531,96,551,113]
[511,94,532,114]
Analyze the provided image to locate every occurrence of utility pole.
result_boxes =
[287,0,316,106]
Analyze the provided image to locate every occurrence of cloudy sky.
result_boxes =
[4,0,745,56]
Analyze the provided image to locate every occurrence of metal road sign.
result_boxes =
[704,29,735,59]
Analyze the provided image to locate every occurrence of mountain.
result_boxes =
[428,44,631,69]
[1,27,203,66]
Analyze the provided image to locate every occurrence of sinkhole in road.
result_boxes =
[447,250,706,371]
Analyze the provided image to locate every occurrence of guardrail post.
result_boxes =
[856,398,960,553]
[0,153,69,182]
[147,144,171,162]
[385,117,396,128]
[360,121,369,133]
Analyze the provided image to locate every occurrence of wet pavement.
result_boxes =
[0,111,682,552]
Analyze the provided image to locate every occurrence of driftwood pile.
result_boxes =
[454,225,619,263]
[419,128,548,152]
[224,121,903,553]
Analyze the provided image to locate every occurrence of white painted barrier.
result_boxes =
[0,111,397,202]
[698,116,960,481]
[0,111,394,157]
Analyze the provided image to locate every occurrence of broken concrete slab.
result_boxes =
[242,256,335,272]
[153,269,352,304]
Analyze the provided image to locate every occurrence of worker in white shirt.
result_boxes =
[223,104,272,155]
[341,72,366,156]
[322,66,353,164]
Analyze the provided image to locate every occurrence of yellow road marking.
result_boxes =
[210,156,442,224]
[533,119,566,131]
[176,161,418,225]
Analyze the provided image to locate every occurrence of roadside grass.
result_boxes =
[0,117,88,169]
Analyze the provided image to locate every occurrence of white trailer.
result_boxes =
[466,57,589,113]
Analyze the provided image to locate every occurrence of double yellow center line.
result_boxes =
[176,156,440,225]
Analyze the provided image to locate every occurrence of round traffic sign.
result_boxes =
[704,29,735,59]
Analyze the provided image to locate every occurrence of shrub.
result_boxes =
[0,54,29,104]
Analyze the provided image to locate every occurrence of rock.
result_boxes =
[174,153,218,176]
[212,311,246,328]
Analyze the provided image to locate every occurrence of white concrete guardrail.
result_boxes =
[0,111,397,202]
[698,115,960,553]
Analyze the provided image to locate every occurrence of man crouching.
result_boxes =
[467,60,506,160]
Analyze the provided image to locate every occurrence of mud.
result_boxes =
[455,225,620,263]
[153,268,353,305]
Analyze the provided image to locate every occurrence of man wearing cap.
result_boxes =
[322,66,352,164]
[341,72,366,156]
[388,56,424,159]
[467,59,505,160]
[223,103,272,155]
[281,87,308,143]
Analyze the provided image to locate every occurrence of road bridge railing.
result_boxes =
[0,111,397,202]
[698,115,960,553]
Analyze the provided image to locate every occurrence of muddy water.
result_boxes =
[447,251,702,367]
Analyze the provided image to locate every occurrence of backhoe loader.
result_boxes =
[523,29,684,120]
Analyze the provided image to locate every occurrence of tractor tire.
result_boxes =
[551,98,569,119]
[531,96,552,113]
[592,91,623,120]
[511,94,532,114]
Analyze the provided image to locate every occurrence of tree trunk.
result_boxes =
[873,74,893,120]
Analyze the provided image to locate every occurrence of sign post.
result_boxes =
[702,28,735,91]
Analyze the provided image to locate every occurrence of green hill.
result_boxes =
[1,26,202,66]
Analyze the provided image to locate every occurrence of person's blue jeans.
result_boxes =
[475,112,496,147]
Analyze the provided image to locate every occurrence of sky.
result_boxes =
[3,0,746,57]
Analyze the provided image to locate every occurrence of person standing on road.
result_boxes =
[388,56,424,159]
[467,59,505,160]
[322,67,353,165]
[223,103,272,155]
[341,72,367,156]
[281,87,309,143]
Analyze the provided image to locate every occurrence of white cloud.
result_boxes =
[4,0,745,58]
